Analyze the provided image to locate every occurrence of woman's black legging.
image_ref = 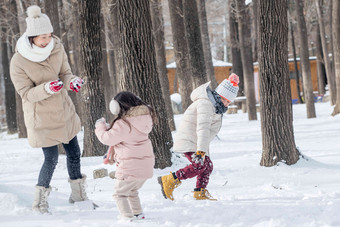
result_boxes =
[37,136,82,188]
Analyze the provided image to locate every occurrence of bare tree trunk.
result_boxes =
[252,0,258,62]
[229,0,244,96]
[236,0,257,120]
[102,0,118,97]
[168,0,192,111]
[150,0,176,131]
[100,8,112,118]
[69,0,83,124]
[289,20,303,104]
[183,0,207,88]
[78,0,106,156]
[295,0,316,118]
[331,0,340,116]
[44,0,61,37]
[116,0,173,168]
[258,0,299,166]
[315,22,326,95]
[9,0,26,137]
[1,4,17,134]
[108,0,121,95]
[197,0,218,89]
[316,0,337,105]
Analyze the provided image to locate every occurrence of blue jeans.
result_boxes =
[37,136,82,188]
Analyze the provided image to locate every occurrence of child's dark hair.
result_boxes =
[109,91,157,130]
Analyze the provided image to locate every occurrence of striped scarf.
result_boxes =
[206,87,228,114]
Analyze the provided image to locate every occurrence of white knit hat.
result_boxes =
[25,5,53,37]
[215,74,239,102]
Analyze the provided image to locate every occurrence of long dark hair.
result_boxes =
[109,91,157,130]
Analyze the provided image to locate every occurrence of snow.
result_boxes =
[1,101,340,226]
[167,59,232,69]
[170,93,181,104]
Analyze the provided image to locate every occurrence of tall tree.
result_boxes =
[331,0,340,116]
[315,0,336,105]
[168,0,193,111]
[183,0,207,88]
[295,0,316,118]
[315,22,326,95]
[150,0,176,131]
[229,0,244,96]
[78,0,106,156]
[197,0,218,89]
[8,0,26,137]
[44,0,61,37]
[236,0,257,120]
[116,0,173,168]
[1,3,17,134]
[289,20,303,104]
[258,0,299,166]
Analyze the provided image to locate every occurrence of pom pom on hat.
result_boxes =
[215,73,239,102]
[27,5,42,18]
[25,5,53,37]
[109,99,121,115]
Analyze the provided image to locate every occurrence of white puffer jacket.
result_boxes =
[173,82,222,156]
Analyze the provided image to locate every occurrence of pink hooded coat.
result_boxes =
[95,105,155,181]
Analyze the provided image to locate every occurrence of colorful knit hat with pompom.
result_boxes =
[215,73,239,102]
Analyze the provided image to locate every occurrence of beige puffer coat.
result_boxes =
[10,36,81,148]
[173,82,223,156]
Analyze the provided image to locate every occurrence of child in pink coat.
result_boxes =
[95,91,156,221]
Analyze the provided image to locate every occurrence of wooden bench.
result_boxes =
[227,105,238,114]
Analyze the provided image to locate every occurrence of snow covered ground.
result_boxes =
[1,101,340,227]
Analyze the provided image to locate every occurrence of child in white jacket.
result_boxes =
[158,74,239,201]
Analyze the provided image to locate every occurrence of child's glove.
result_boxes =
[45,79,64,94]
[70,77,84,92]
[191,151,206,165]
[95,117,106,128]
[103,146,115,165]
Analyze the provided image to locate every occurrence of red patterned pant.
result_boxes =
[175,152,213,189]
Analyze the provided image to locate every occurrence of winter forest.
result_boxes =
[1,0,340,226]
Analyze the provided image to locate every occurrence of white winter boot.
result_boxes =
[68,174,89,203]
[32,185,52,214]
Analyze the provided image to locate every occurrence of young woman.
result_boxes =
[10,5,89,213]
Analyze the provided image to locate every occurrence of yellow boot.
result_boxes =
[157,172,181,200]
[193,188,217,201]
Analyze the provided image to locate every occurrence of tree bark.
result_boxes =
[252,0,258,62]
[78,0,106,156]
[289,20,303,104]
[236,0,257,120]
[331,0,340,116]
[9,0,27,137]
[197,0,218,89]
[1,4,17,134]
[150,0,176,131]
[316,0,337,105]
[183,0,207,88]
[295,0,316,118]
[116,0,173,168]
[168,0,193,111]
[315,22,326,95]
[229,0,244,96]
[44,0,61,38]
[258,0,299,166]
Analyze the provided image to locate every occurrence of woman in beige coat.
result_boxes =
[10,5,91,214]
